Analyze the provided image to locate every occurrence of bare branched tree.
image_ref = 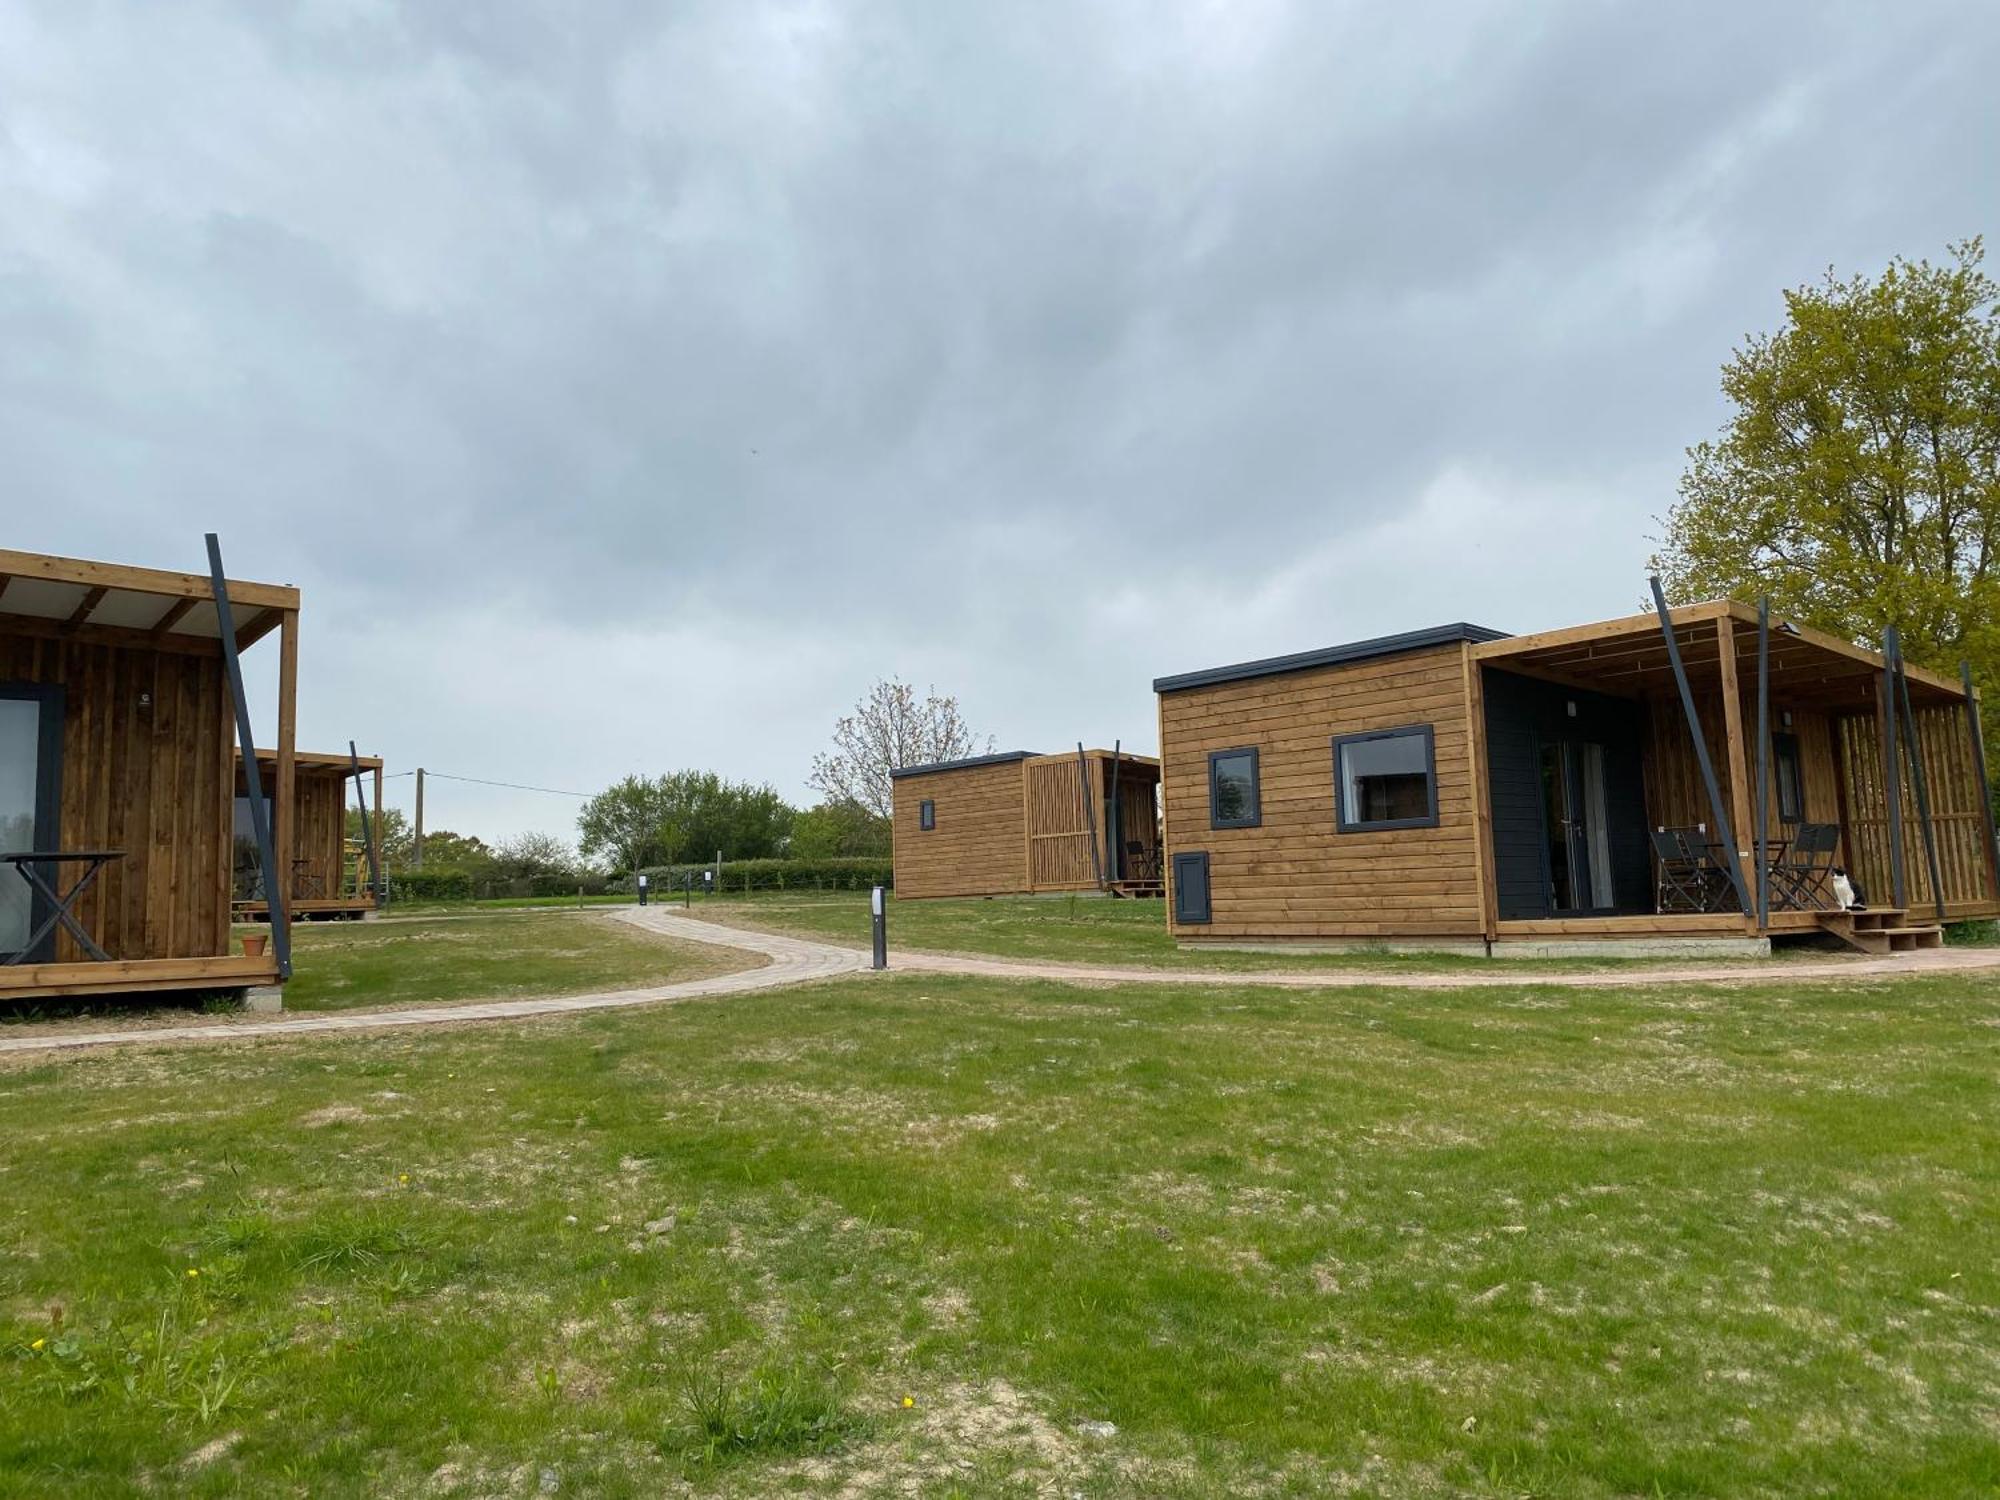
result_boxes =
[808,680,993,818]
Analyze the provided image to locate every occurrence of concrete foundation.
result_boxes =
[243,985,286,1014]
[1493,935,1771,961]
[1179,938,1490,957]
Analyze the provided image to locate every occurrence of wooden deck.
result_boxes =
[0,954,280,999]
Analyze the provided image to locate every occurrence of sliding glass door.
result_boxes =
[1539,738,1616,914]
[0,685,63,961]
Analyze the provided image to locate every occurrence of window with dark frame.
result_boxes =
[1208,747,1260,828]
[919,799,936,831]
[1773,733,1804,825]
[1333,725,1438,832]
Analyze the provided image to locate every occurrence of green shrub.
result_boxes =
[623,857,893,894]
[385,869,474,903]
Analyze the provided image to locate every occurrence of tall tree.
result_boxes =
[577,775,672,873]
[808,679,993,819]
[1653,240,2000,698]
[788,798,893,858]
[577,771,796,871]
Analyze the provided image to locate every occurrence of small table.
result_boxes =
[2,851,125,965]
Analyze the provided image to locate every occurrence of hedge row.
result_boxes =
[624,857,894,894]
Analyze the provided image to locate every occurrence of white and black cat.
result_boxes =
[1830,867,1868,912]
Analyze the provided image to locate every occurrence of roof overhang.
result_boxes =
[238,748,384,772]
[0,548,298,654]
[1473,598,1962,708]
[890,750,1041,780]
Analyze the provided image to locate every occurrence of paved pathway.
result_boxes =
[0,911,860,1059]
[4,905,1997,1059]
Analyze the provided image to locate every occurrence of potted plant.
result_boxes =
[241,932,269,958]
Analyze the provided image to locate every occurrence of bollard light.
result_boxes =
[870,885,888,970]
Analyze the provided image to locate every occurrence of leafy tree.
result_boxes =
[1654,240,2000,720]
[578,772,795,871]
[492,831,580,879]
[808,679,993,819]
[346,805,412,868]
[417,830,496,874]
[577,775,673,873]
[788,798,893,859]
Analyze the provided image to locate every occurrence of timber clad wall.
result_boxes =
[2,634,232,964]
[1159,642,1482,940]
[892,760,1029,899]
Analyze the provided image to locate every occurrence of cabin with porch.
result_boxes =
[233,748,384,922]
[0,545,299,1000]
[1153,598,2000,955]
[890,748,1163,899]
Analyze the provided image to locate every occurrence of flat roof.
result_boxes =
[890,750,1041,780]
[1153,622,1510,694]
[0,547,298,645]
[240,748,385,772]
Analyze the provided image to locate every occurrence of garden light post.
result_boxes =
[871,885,888,970]
[636,872,649,907]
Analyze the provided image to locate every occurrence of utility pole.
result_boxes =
[414,766,426,869]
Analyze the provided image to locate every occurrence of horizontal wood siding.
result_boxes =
[1158,644,1481,940]
[1,629,231,963]
[891,761,1029,899]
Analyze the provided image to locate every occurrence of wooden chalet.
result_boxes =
[233,747,384,921]
[890,748,1163,899]
[1154,596,2000,954]
[0,544,299,1000]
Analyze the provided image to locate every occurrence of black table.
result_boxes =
[2,851,125,965]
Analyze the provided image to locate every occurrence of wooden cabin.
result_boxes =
[1153,599,2000,954]
[0,547,298,999]
[891,749,1163,899]
[233,748,383,921]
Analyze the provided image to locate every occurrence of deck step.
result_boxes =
[1814,909,1940,954]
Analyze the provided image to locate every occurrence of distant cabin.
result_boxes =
[232,748,384,922]
[1153,600,2000,955]
[890,749,1162,899]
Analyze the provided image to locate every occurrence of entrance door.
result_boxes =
[1539,739,1616,914]
[0,685,64,962]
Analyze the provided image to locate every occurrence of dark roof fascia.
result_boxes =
[889,750,1041,780]
[1152,623,1512,694]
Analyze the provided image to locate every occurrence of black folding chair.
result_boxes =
[1124,840,1160,882]
[1770,822,1841,910]
[1652,828,1718,912]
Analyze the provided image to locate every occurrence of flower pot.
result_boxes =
[241,934,269,958]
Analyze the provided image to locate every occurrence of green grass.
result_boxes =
[275,911,753,1013]
[1,967,1996,1495]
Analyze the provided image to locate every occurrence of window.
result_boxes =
[1172,851,1211,924]
[1208,748,1260,829]
[919,799,936,831]
[1334,725,1438,831]
[1773,733,1804,825]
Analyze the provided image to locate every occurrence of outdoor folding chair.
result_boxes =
[1124,840,1160,882]
[1769,822,1840,910]
[1652,828,1718,912]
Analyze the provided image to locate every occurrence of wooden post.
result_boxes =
[1961,661,2000,905]
[413,767,426,869]
[1714,615,1758,912]
[1880,654,1908,910]
[1753,599,1771,931]
[275,608,298,950]
[372,762,385,907]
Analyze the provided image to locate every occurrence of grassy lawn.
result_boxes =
[271,912,758,1013]
[2,968,1996,1495]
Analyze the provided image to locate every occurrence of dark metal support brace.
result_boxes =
[1880,650,1908,910]
[1754,597,1771,930]
[1074,743,1105,890]
[1961,661,2000,905]
[1108,740,1123,885]
[206,534,291,980]
[1889,632,1947,921]
[349,740,381,906]
[1649,578,1750,914]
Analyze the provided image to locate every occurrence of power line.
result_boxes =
[378,769,592,799]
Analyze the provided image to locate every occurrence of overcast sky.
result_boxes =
[6,1,1996,844]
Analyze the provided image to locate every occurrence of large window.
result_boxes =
[1334,725,1438,832]
[1208,748,1261,828]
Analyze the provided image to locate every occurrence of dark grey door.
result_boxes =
[0,684,65,962]
[1172,852,1211,924]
